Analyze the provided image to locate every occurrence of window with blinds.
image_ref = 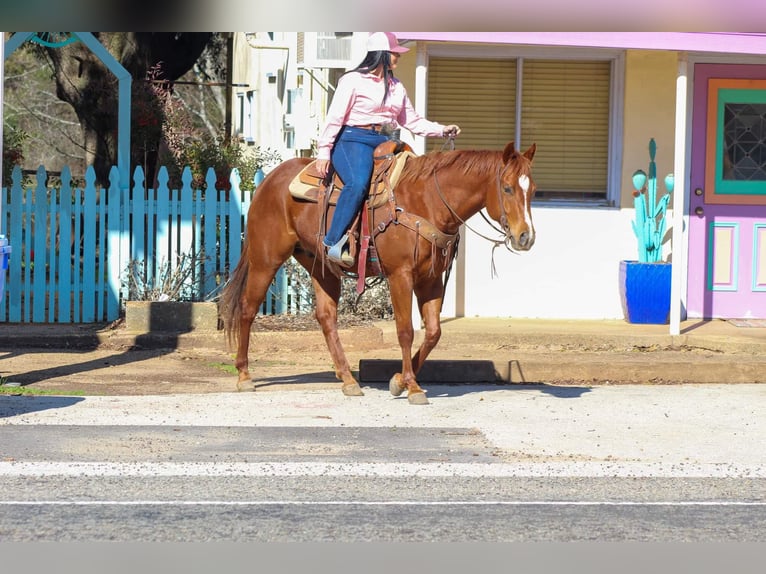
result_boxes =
[426,58,517,152]
[426,56,611,201]
[521,60,610,197]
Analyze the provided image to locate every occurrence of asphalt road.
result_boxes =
[1,384,766,543]
[2,465,766,542]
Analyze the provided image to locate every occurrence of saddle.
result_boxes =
[288,139,416,208]
[288,140,417,291]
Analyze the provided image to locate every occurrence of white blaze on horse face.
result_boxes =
[518,174,533,229]
[519,174,530,193]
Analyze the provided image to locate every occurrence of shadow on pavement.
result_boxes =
[252,371,340,388]
[364,382,593,399]
[0,305,190,387]
[0,344,177,387]
[0,395,85,418]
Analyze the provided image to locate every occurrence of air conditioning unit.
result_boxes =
[297,32,359,69]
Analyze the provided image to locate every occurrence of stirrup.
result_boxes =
[326,236,354,267]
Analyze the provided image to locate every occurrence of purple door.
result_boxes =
[687,64,766,319]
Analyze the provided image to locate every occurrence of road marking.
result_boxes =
[1,461,765,478]
[1,500,765,507]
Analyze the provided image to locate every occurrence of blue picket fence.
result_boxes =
[0,163,305,324]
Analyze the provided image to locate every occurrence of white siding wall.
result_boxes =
[444,207,650,319]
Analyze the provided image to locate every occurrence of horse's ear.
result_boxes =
[523,143,537,162]
[502,141,516,163]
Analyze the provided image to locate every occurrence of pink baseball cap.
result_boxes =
[366,32,409,54]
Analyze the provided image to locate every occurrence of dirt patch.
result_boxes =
[4,315,763,396]
[0,316,389,396]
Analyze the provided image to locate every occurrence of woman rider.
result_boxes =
[315,32,461,266]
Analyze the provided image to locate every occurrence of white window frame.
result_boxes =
[415,42,625,207]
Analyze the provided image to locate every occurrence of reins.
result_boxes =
[430,138,525,277]
[431,167,511,246]
[432,167,516,278]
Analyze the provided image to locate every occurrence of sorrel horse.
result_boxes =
[220,141,537,405]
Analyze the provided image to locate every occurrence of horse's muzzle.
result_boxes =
[509,229,535,251]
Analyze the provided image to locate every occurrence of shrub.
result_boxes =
[123,253,209,302]
[281,258,393,321]
[2,122,28,187]
[180,134,282,191]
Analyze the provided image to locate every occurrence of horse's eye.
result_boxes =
[503,185,514,195]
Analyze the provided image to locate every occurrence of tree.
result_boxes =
[40,32,214,185]
[3,38,82,177]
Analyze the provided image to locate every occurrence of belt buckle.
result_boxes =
[379,123,395,136]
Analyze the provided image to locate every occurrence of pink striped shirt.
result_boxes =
[316,71,446,160]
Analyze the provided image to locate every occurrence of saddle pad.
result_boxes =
[386,150,417,189]
[289,162,332,201]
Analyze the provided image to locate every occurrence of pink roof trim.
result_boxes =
[393,32,766,55]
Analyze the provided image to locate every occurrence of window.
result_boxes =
[521,60,610,199]
[426,58,517,151]
[722,102,766,182]
[426,55,613,203]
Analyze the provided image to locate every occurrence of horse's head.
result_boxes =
[485,142,537,252]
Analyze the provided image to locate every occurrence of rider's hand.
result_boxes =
[315,159,331,178]
[443,125,461,137]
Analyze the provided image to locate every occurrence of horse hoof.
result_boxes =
[389,374,405,397]
[407,391,429,405]
[236,380,254,392]
[342,383,364,397]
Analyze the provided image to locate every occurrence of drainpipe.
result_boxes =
[669,52,688,336]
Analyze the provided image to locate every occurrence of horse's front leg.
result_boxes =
[308,270,364,397]
[410,295,443,374]
[387,274,428,405]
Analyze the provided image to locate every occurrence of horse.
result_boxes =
[220,141,537,405]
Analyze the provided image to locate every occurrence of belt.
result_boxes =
[351,123,390,133]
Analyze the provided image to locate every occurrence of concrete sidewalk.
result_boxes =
[2,383,765,476]
[1,316,765,388]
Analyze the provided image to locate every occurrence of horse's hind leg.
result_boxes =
[293,252,363,396]
[234,264,281,390]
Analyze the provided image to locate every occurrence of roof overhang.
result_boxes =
[394,32,766,56]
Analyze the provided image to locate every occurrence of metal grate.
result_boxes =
[723,102,766,181]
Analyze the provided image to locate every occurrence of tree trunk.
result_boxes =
[45,32,212,186]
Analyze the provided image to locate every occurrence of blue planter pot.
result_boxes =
[619,260,671,324]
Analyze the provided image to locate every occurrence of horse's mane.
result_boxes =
[398,148,528,185]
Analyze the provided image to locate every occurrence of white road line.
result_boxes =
[2,461,765,478]
[1,500,765,507]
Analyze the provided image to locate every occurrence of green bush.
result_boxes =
[180,134,282,191]
[2,122,28,187]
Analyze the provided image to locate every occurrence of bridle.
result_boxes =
[432,154,529,257]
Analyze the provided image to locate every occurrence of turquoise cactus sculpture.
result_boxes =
[631,138,673,263]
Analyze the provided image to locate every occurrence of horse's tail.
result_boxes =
[220,235,250,349]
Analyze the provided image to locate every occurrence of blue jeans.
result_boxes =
[323,126,390,246]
